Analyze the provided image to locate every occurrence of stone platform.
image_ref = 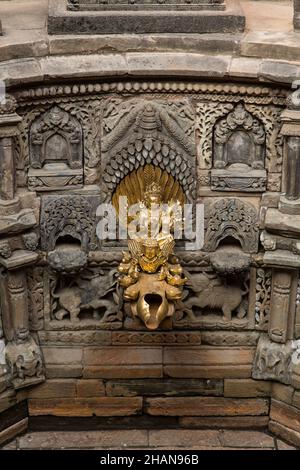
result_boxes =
[48,0,245,34]
[1,429,297,450]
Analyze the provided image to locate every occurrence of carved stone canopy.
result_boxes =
[102,99,196,202]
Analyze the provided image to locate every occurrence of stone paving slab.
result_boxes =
[0,429,298,450]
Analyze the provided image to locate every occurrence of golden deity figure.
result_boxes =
[134,181,183,244]
[117,172,186,330]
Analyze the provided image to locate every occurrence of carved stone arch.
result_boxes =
[213,102,265,170]
[206,225,246,252]
[41,195,96,251]
[101,98,196,202]
[205,198,259,253]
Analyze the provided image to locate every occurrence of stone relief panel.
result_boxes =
[252,334,296,385]
[44,267,123,329]
[29,106,83,191]
[101,98,196,202]
[5,335,44,389]
[255,268,271,331]
[174,269,252,330]
[204,198,260,253]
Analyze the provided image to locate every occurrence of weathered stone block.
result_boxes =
[292,391,300,410]
[163,347,254,365]
[0,418,28,447]
[27,380,77,399]
[83,365,162,379]
[106,379,223,397]
[224,379,271,398]
[149,429,220,448]
[28,397,143,417]
[45,365,83,379]
[272,383,294,404]
[76,379,105,397]
[219,430,274,448]
[270,399,300,434]
[269,421,300,448]
[145,397,269,416]
[42,347,83,365]
[83,347,162,365]
[18,429,148,449]
[180,416,269,429]
[164,365,252,379]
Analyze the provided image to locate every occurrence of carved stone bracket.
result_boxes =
[0,248,44,391]
[5,335,44,390]
[252,334,296,385]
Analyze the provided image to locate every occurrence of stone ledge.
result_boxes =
[0,53,297,89]
[0,418,28,447]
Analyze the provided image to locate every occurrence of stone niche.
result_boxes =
[28,106,83,192]
[211,103,267,192]
[48,0,245,34]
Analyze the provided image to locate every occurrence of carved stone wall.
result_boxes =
[2,79,300,447]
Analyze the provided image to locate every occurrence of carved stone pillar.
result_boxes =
[280,84,300,214]
[1,254,45,389]
[0,95,45,391]
[269,269,294,343]
[7,271,29,340]
[0,95,21,201]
